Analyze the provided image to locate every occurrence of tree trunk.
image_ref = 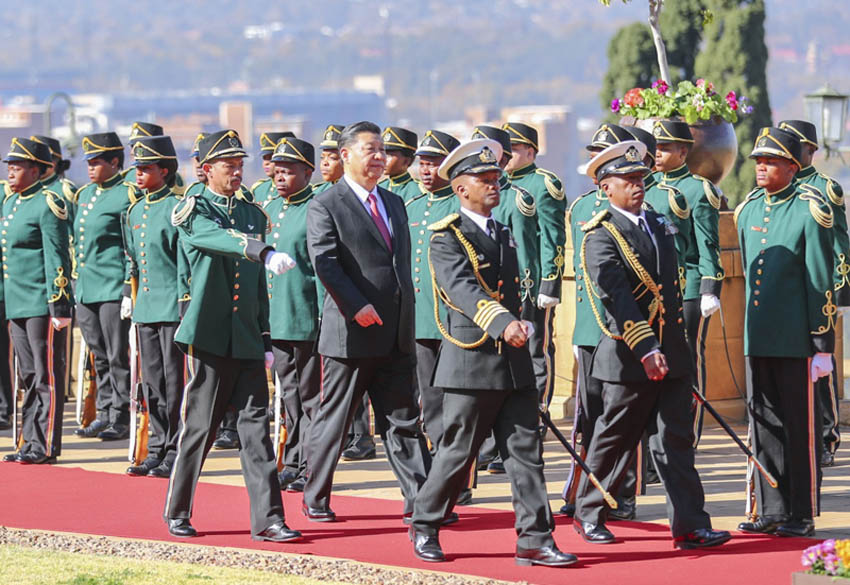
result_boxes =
[648,0,672,83]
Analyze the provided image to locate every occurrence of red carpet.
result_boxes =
[0,464,811,584]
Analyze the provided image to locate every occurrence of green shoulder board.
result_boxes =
[429,213,460,231]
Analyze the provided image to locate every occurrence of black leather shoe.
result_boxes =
[98,423,129,441]
[557,502,575,517]
[674,528,732,549]
[2,452,22,463]
[609,496,637,521]
[286,476,306,493]
[515,545,578,567]
[19,452,56,465]
[212,430,240,450]
[487,457,506,474]
[302,504,335,522]
[409,527,445,562]
[253,521,302,543]
[644,467,660,485]
[75,419,109,438]
[278,469,298,490]
[737,515,789,534]
[574,520,615,544]
[127,458,161,476]
[776,519,815,538]
[147,461,173,478]
[456,488,473,506]
[403,512,459,526]
[0,414,10,430]
[167,518,197,538]
[820,450,835,468]
[341,434,376,461]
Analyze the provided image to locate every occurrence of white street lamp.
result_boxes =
[804,84,848,158]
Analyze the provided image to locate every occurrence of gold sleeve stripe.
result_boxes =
[622,320,655,350]
[473,299,510,331]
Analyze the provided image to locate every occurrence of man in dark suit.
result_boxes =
[573,140,730,550]
[408,139,576,567]
[305,121,431,522]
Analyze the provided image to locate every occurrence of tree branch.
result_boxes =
[647,0,671,83]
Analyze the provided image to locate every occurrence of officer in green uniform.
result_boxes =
[164,129,300,543]
[379,126,422,202]
[250,131,296,205]
[186,132,208,194]
[735,127,835,538]
[0,170,13,430]
[122,135,188,478]
[30,135,78,209]
[470,125,538,475]
[312,124,345,194]
[123,122,187,196]
[264,137,322,493]
[0,138,72,464]
[654,120,724,445]
[778,119,846,467]
[72,132,142,441]
[503,122,566,412]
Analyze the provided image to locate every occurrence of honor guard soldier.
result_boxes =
[186,133,208,193]
[122,136,188,478]
[559,123,639,519]
[0,138,72,464]
[735,127,836,538]
[379,126,422,202]
[503,122,566,412]
[574,140,730,550]
[408,139,576,567]
[73,132,142,441]
[469,125,538,474]
[312,124,345,194]
[653,120,724,445]
[125,123,186,195]
[0,168,12,431]
[164,129,300,543]
[778,119,846,467]
[251,131,296,205]
[30,135,78,210]
[265,137,322,493]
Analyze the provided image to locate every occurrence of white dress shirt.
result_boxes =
[460,207,497,237]
[344,174,393,236]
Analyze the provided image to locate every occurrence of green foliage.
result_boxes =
[695,0,771,205]
[599,23,658,113]
[612,79,747,123]
[65,571,135,585]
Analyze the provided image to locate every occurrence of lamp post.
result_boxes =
[804,84,848,159]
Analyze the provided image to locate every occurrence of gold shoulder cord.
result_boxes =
[700,177,722,210]
[799,186,834,229]
[428,224,498,349]
[579,221,662,341]
[45,191,69,221]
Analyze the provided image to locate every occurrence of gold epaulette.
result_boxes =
[2,180,12,202]
[124,182,142,204]
[171,195,196,227]
[818,172,845,206]
[581,209,610,232]
[694,174,722,210]
[536,168,565,200]
[799,184,834,229]
[515,186,536,217]
[250,178,269,192]
[428,213,460,231]
[74,182,93,204]
[60,179,77,202]
[44,190,69,221]
[733,188,763,228]
[662,184,690,220]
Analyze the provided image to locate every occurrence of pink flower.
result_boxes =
[611,98,621,113]
[706,81,715,94]
[696,79,705,88]
[725,91,738,110]
[652,79,669,95]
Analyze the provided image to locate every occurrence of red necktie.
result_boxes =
[368,192,392,251]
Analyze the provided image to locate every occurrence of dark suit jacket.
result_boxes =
[306,179,415,358]
[428,213,534,391]
[583,207,693,383]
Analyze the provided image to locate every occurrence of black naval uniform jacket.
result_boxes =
[581,207,693,383]
[428,212,534,391]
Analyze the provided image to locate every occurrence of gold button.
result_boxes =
[515,277,519,283]
[142,278,148,283]
[141,260,147,265]
[765,206,771,212]
[79,227,85,232]
[414,267,420,273]
[233,294,239,301]
[760,238,766,244]
[417,240,423,244]
[758,258,764,264]
[140,252,146,257]
[234,284,240,289]
[764,218,770,223]
[143,214,148,219]
[415,288,420,293]
[268,283,273,289]
[415,258,421,263]
[754,290,760,295]
[414,277,420,283]
[142,269,147,274]
[577,285,582,291]
[143,287,149,292]
[268,294,272,299]
[140,242,145,247]
[754,300,759,306]
[233,307,238,312]
[234,272,240,278]
[757,269,762,275]
[577,297,583,303]
[755,279,760,285]
[677,317,683,323]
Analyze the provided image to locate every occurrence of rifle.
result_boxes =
[127,276,149,465]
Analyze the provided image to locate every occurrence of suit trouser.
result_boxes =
[272,339,320,477]
[348,395,372,437]
[575,375,711,537]
[304,352,430,514]
[415,339,444,449]
[0,304,12,419]
[749,356,822,519]
[816,355,841,454]
[137,322,184,464]
[529,305,557,408]
[683,298,711,446]
[9,317,66,458]
[412,386,555,549]
[164,347,284,536]
[76,301,131,425]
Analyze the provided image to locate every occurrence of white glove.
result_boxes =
[51,317,72,330]
[521,320,535,338]
[120,296,133,320]
[537,293,560,309]
[811,352,833,382]
[264,251,296,275]
[699,294,721,318]
[264,351,275,370]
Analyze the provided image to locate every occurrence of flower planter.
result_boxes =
[792,571,848,584]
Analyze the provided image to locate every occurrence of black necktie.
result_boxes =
[486,218,498,241]
[638,217,654,244]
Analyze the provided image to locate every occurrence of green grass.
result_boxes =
[0,544,353,585]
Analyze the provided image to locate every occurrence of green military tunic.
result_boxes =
[660,165,724,299]
[123,185,188,323]
[493,174,539,310]
[311,180,337,195]
[73,173,142,303]
[407,184,457,340]
[172,186,272,360]
[250,178,276,205]
[796,166,850,307]
[1,182,72,318]
[263,185,321,341]
[735,183,836,357]
[643,172,692,272]
[378,171,424,203]
[567,189,608,347]
[508,163,566,298]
